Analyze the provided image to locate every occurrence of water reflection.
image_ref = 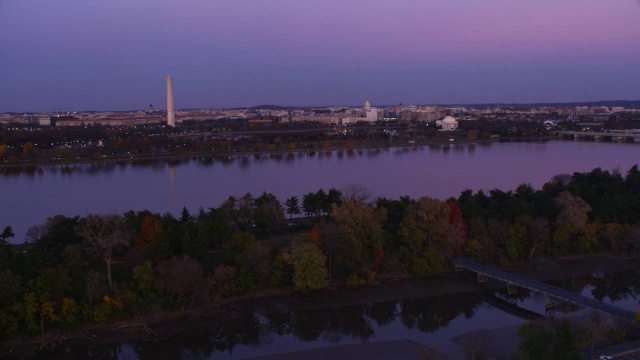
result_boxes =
[467,143,476,154]
[169,164,176,195]
[590,270,640,302]
[28,269,640,360]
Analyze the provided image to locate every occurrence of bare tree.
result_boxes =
[528,217,550,259]
[86,270,104,308]
[26,215,68,243]
[77,213,131,290]
[219,194,255,233]
[550,173,573,187]
[155,255,204,307]
[25,223,48,243]
[341,183,373,203]
[555,191,592,233]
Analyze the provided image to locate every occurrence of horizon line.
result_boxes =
[3,99,640,114]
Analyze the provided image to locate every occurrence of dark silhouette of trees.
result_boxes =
[0,227,14,244]
[284,196,301,219]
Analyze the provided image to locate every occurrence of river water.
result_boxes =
[3,139,640,359]
[1,140,639,243]
[36,264,640,360]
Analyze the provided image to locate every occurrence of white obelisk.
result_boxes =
[167,75,175,127]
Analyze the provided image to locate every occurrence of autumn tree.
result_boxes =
[552,192,593,253]
[21,141,35,157]
[135,216,163,250]
[308,226,321,246]
[330,200,387,279]
[399,197,465,275]
[132,260,157,302]
[284,240,329,293]
[501,215,532,262]
[77,213,131,290]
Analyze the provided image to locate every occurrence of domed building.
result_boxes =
[436,116,458,131]
[363,99,378,121]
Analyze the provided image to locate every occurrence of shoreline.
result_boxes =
[1,255,636,359]
[0,136,562,170]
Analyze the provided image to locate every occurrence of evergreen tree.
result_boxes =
[284,196,301,219]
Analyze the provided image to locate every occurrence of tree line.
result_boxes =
[1,165,639,343]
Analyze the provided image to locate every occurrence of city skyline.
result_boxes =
[1,0,639,112]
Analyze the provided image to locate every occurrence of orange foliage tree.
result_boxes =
[135,216,163,249]
[308,226,321,246]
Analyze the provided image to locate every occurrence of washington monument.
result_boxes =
[166,75,175,127]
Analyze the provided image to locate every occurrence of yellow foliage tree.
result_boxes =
[21,142,35,157]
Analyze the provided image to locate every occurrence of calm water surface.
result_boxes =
[1,140,639,242]
[39,267,640,360]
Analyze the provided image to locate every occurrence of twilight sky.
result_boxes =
[1,0,639,112]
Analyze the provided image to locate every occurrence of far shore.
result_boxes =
[0,136,561,170]
[1,254,636,359]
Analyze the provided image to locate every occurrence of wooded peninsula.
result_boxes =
[1,165,640,358]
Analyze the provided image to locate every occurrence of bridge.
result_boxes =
[557,130,640,142]
[452,258,636,321]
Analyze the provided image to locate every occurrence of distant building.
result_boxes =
[288,115,342,125]
[575,107,590,116]
[37,116,51,126]
[436,116,458,131]
[364,99,379,122]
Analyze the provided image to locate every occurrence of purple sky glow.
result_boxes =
[1,0,639,112]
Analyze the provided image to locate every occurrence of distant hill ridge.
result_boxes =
[4,100,639,114]
[437,100,640,109]
[246,100,640,110]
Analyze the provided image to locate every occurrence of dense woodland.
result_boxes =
[1,165,640,346]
